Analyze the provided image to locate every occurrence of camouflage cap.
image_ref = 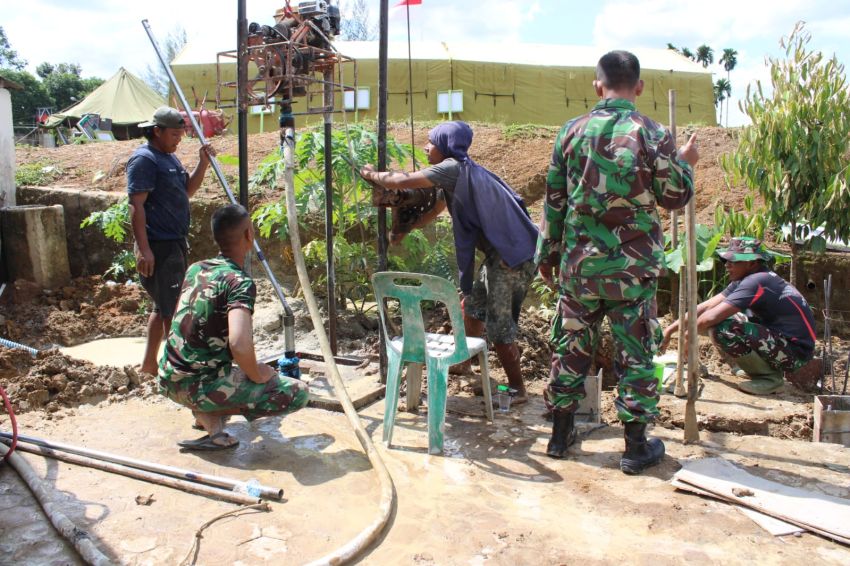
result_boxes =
[139,106,185,129]
[717,236,772,262]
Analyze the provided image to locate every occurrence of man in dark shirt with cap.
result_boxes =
[127,106,214,375]
[662,236,816,394]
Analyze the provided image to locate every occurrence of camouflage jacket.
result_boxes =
[535,98,693,281]
[159,256,256,384]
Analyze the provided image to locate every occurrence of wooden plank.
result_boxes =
[671,478,805,536]
[674,458,850,544]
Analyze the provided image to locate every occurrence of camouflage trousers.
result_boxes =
[547,277,661,423]
[160,368,310,421]
[465,256,536,344]
[712,318,812,372]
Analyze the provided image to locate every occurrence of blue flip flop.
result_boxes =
[178,432,239,451]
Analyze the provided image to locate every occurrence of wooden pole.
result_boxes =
[670,90,687,398]
[684,155,701,444]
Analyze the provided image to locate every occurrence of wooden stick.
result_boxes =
[684,165,701,443]
[669,90,687,398]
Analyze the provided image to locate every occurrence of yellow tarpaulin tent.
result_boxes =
[171,40,716,132]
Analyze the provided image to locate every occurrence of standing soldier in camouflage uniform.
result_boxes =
[159,204,309,450]
[537,50,699,474]
[661,237,815,395]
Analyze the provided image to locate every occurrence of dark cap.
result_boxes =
[717,236,772,262]
[139,106,185,129]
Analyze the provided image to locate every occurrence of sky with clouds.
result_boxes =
[4,0,849,126]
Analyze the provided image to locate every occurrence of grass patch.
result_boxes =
[501,123,559,141]
[15,161,63,186]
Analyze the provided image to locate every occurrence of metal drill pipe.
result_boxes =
[0,431,283,500]
[141,19,296,354]
[5,440,261,506]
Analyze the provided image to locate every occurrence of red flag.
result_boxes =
[394,0,422,6]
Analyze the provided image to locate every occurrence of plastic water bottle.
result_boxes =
[234,479,262,498]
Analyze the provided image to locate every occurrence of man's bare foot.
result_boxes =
[139,364,158,375]
[193,414,230,431]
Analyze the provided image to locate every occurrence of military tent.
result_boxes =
[45,67,165,140]
[171,40,716,132]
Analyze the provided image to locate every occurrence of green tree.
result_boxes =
[37,62,104,111]
[0,68,52,125]
[680,47,695,60]
[0,26,26,70]
[714,79,732,121]
[340,0,377,40]
[142,26,187,97]
[695,44,714,67]
[713,78,731,125]
[666,43,678,53]
[722,23,850,285]
[719,48,738,126]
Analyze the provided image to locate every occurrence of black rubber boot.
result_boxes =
[620,422,665,475]
[546,412,577,459]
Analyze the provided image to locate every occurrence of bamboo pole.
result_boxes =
[0,432,282,500]
[5,441,261,506]
[670,90,687,398]
[684,169,701,444]
[0,443,114,566]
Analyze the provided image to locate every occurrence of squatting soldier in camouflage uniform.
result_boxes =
[537,50,699,474]
[159,204,309,450]
[662,236,815,395]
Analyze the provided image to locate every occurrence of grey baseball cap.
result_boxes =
[139,106,186,129]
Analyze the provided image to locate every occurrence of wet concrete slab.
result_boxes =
[2,389,849,564]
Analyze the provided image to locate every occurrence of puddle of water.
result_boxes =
[60,336,163,366]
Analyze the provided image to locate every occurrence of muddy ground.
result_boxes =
[3,123,850,563]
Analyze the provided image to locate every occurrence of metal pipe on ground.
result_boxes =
[0,431,283,500]
[281,126,396,566]
[0,443,113,566]
[141,19,297,357]
[2,439,261,506]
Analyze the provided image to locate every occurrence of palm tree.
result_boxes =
[719,48,738,126]
[666,43,679,53]
[714,78,731,126]
[696,44,714,68]
[681,47,695,60]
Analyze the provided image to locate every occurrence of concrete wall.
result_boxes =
[0,88,13,209]
[16,187,294,281]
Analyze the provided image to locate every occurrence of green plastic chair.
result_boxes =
[372,271,495,455]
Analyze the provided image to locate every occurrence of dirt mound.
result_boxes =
[2,276,147,348]
[15,123,742,221]
[0,347,156,417]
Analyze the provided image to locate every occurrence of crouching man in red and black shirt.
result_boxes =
[661,237,815,395]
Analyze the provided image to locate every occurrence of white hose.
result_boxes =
[280,128,396,565]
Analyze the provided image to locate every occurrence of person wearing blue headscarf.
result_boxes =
[362,121,539,403]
